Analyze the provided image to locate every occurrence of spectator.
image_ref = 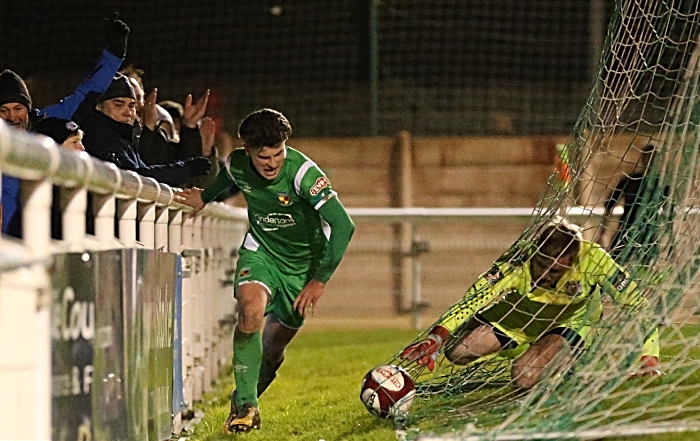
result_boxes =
[34,117,85,152]
[33,117,86,239]
[73,74,210,187]
[137,88,208,167]
[158,100,184,142]
[0,13,129,237]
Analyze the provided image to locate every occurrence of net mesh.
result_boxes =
[387,1,700,439]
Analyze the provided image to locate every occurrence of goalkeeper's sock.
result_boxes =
[233,329,262,407]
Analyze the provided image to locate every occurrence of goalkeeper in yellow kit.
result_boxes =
[401,218,662,388]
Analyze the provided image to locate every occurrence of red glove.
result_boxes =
[629,355,664,378]
[400,326,450,371]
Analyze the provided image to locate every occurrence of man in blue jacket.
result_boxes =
[0,14,129,237]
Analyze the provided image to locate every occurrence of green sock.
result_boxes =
[233,329,262,407]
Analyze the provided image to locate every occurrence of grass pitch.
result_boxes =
[183,326,700,441]
[184,327,416,441]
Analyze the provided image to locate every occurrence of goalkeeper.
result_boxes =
[175,109,355,433]
[401,218,662,388]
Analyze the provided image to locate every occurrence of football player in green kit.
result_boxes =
[176,108,355,434]
[401,218,663,388]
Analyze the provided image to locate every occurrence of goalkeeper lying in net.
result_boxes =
[401,217,662,388]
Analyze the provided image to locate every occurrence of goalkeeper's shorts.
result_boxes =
[233,248,310,329]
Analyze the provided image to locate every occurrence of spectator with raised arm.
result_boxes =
[73,74,211,187]
[0,13,129,237]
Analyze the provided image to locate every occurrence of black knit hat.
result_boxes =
[33,117,81,144]
[0,69,32,110]
[98,74,136,103]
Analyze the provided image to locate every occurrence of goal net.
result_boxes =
[389,1,700,439]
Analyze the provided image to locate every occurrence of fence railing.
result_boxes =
[0,121,248,440]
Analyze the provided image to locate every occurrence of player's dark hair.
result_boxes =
[238,108,292,149]
[536,221,581,260]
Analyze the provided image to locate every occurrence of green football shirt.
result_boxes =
[202,146,349,280]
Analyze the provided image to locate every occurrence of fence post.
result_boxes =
[21,179,53,441]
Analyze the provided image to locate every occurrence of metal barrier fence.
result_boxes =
[0,121,247,440]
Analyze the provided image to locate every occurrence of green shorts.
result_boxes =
[233,248,310,329]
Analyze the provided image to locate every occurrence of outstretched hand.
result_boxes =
[293,280,326,318]
[143,88,158,131]
[174,187,206,217]
[400,325,450,372]
[183,89,211,129]
[629,355,664,378]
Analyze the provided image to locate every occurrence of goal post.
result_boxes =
[386,1,700,439]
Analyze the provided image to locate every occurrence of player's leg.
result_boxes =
[224,251,276,434]
[258,313,299,397]
[511,327,584,389]
[445,315,517,365]
[225,281,267,433]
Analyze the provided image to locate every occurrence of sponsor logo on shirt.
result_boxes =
[310,176,330,196]
[238,267,251,278]
[277,192,291,206]
[611,272,630,291]
[253,212,296,231]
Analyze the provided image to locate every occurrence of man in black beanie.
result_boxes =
[73,74,211,187]
[0,70,33,130]
[1,13,130,237]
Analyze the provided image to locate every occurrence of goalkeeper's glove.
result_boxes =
[629,355,664,377]
[400,325,450,371]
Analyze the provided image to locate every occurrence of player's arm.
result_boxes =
[401,264,513,370]
[293,198,354,318]
[175,165,236,215]
[292,165,355,317]
[312,197,355,283]
[592,246,662,375]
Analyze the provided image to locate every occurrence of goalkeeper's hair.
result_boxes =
[238,108,292,150]
[536,217,583,259]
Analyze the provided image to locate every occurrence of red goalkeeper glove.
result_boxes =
[400,326,450,371]
[629,355,664,378]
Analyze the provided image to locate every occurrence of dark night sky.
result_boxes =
[0,0,599,135]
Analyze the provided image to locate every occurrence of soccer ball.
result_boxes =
[360,365,416,418]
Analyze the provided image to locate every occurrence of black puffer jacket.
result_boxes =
[73,92,208,187]
[139,125,202,166]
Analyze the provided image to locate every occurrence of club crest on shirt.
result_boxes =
[238,267,251,278]
[277,192,291,206]
[565,281,582,296]
[310,176,330,196]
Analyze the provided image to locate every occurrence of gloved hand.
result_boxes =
[629,355,664,378]
[400,325,450,371]
[104,12,130,58]
[184,157,212,178]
